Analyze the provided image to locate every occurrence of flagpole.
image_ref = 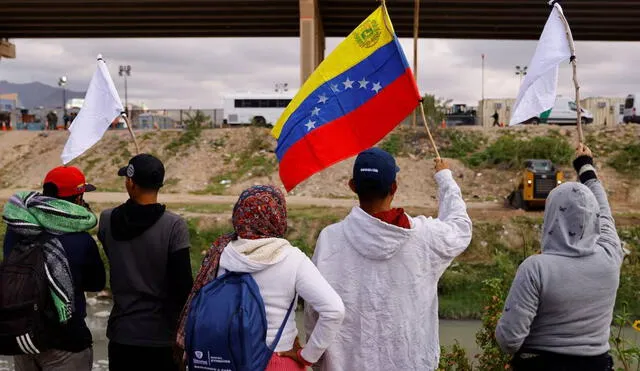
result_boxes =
[419,102,441,160]
[411,0,420,128]
[553,1,583,143]
[121,113,140,154]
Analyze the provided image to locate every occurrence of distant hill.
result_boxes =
[0,80,84,109]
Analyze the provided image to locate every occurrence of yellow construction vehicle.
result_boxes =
[508,159,564,210]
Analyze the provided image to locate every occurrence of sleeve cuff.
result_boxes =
[573,156,597,183]
[573,155,593,172]
[298,349,314,366]
[579,170,597,183]
[434,169,453,185]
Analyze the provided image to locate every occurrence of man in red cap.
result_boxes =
[41,166,97,206]
[2,166,106,371]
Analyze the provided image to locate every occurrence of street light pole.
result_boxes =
[119,65,131,116]
[481,54,485,102]
[515,65,528,87]
[58,76,67,128]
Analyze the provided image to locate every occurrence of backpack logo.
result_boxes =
[194,351,203,360]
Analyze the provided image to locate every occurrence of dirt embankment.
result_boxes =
[0,124,638,216]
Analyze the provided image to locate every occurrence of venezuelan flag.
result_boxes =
[272,5,420,191]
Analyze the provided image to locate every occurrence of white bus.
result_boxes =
[222,91,296,126]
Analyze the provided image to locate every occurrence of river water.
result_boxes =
[0,300,637,370]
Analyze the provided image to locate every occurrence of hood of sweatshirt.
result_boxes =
[541,182,600,257]
[219,237,293,273]
[342,206,416,260]
[110,199,166,241]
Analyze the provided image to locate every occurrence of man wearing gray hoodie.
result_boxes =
[496,144,624,371]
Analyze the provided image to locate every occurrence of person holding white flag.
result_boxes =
[61,55,124,165]
[509,3,572,127]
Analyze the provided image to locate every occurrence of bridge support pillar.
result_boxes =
[299,0,324,86]
[0,39,16,59]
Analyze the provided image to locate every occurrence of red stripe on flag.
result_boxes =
[278,69,419,191]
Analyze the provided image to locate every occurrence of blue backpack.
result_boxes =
[185,271,296,371]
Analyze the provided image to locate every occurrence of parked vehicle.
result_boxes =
[520,96,593,125]
[445,104,477,126]
[222,91,296,126]
[507,159,564,211]
[623,93,640,124]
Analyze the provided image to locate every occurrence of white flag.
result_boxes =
[61,55,124,164]
[509,4,572,126]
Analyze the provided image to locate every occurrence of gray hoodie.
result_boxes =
[496,180,624,356]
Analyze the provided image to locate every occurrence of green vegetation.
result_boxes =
[466,133,573,168]
[380,133,403,156]
[196,129,277,195]
[439,130,486,160]
[186,219,232,277]
[421,94,452,128]
[609,144,640,174]
[186,206,344,266]
[165,110,209,154]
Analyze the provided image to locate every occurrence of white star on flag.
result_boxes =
[372,82,382,93]
[343,77,354,89]
[317,94,328,104]
[311,107,321,116]
[331,84,340,93]
[305,120,316,131]
[358,78,369,89]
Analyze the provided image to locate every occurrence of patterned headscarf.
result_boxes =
[176,185,287,357]
[233,185,287,239]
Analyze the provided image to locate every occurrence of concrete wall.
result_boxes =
[580,97,625,126]
[478,98,516,127]
[478,97,625,127]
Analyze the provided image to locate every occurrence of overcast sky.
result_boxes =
[0,37,637,109]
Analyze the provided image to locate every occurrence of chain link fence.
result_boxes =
[4,108,225,131]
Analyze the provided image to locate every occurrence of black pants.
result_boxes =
[108,342,179,371]
[512,349,614,371]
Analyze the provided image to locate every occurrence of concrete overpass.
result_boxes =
[2,0,639,81]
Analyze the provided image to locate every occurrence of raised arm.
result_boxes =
[428,159,473,267]
[573,144,624,265]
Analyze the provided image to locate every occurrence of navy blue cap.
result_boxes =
[353,148,400,192]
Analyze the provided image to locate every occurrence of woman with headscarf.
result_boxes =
[176,185,344,370]
[496,144,625,371]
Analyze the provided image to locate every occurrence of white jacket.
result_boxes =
[304,169,472,371]
[219,237,344,363]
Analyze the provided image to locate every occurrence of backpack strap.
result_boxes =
[268,294,297,350]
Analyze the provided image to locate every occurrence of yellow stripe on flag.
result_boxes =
[271,6,395,138]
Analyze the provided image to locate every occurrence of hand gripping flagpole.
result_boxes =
[121,113,140,154]
[551,0,584,143]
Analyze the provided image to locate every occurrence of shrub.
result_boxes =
[165,110,209,154]
[438,341,473,371]
[380,133,403,156]
[439,130,485,160]
[467,134,573,169]
[608,144,640,174]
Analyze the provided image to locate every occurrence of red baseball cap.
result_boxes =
[43,166,96,197]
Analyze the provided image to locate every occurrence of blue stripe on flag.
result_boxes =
[275,38,410,160]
